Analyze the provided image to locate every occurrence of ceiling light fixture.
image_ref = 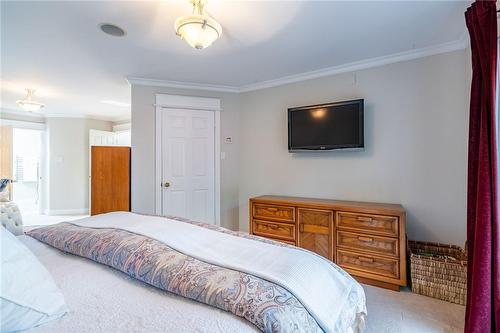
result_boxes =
[16,89,45,112]
[101,100,130,107]
[174,0,222,49]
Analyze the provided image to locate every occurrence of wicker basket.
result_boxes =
[409,240,467,305]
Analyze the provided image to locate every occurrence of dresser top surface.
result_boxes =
[251,195,405,214]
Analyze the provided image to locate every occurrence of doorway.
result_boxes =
[155,94,221,225]
[12,128,43,214]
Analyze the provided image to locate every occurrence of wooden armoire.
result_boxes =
[90,146,131,215]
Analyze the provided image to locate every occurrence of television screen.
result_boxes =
[288,99,364,151]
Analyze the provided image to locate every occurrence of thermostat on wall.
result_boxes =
[224,137,233,144]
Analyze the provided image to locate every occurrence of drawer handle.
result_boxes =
[357,216,373,222]
[266,208,279,212]
[358,236,374,243]
[267,224,279,230]
[358,256,374,263]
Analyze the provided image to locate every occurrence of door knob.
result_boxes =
[163,181,171,188]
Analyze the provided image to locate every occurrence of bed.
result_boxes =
[19,235,260,333]
[12,212,367,333]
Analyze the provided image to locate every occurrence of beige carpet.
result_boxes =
[364,284,465,333]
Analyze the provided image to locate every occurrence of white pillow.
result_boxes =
[1,227,68,332]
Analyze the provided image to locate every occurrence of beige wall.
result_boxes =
[46,117,112,213]
[130,86,240,230]
[238,50,470,245]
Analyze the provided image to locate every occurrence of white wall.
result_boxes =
[46,117,112,214]
[130,86,240,230]
[238,50,470,245]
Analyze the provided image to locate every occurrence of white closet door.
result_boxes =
[89,130,114,146]
[161,108,215,224]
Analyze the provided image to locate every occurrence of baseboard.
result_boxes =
[46,208,89,216]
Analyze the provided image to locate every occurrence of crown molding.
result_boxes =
[112,116,132,123]
[238,37,468,92]
[112,122,131,132]
[43,113,123,122]
[0,118,46,130]
[126,76,239,93]
[0,107,128,122]
[126,38,467,94]
[0,107,45,119]
[43,112,125,122]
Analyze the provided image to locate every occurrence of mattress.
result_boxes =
[20,211,366,333]
[19,235,259,333]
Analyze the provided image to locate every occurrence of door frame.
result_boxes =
[0,119,46,214]
[154,94,221,225]
[88,129,132,213]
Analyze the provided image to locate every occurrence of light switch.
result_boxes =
[224,137,233,144]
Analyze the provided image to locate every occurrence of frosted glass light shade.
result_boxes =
[175,15,222,49]
[16,100,44,112]
[16,89,44,112]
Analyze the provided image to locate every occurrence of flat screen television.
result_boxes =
[288,99,364,152]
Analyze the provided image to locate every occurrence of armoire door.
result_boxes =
[298,208,335,261]
[91,146,130,215]
[160,108,215,224]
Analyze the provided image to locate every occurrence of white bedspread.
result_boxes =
[19,235,260,333]
[70,212,359,333]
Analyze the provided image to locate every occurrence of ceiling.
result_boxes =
[1,1,470,121]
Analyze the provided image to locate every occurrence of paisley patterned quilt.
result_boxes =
[28,215,365,333]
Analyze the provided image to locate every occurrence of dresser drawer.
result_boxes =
[252,204,295,223]
[337,249,399,279]
[253,220,296,241]
[336,212,399,237]
[337,231,399,257]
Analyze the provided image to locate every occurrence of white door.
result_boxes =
[89,129,131,146]
[160,108,215,224]
[89,129,116,146]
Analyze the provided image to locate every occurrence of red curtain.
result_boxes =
[465,1,499,332]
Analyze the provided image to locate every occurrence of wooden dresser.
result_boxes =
[249,195,406,291]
